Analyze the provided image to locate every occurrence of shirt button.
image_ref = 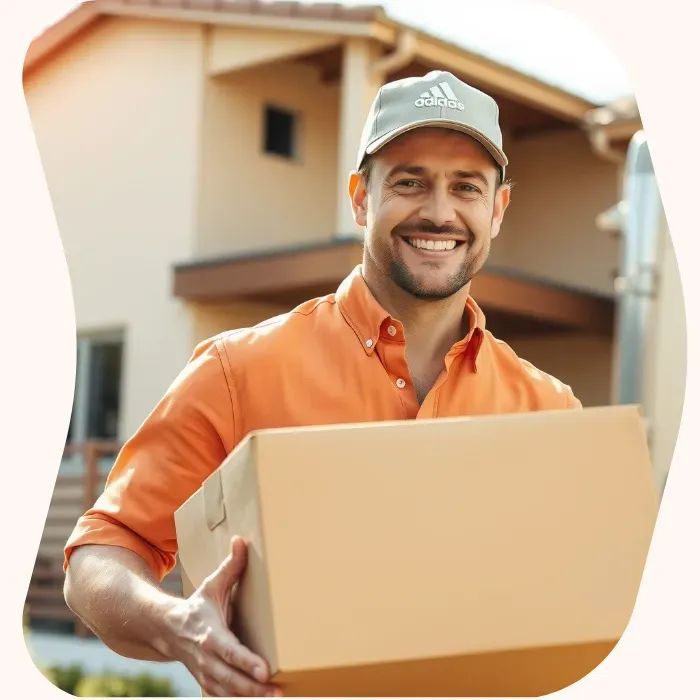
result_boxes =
[396,378,406,389]
[366,339,373,348]
[387,325,397,337]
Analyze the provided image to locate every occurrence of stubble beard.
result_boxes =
[387,239,490,300]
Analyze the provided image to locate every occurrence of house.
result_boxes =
[22,0,653,652]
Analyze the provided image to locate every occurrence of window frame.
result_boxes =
[68,329,125,445]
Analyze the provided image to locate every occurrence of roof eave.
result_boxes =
[23,3,101,77]
[23,0,386,78]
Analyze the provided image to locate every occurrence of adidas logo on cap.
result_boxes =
[414,82,464,111]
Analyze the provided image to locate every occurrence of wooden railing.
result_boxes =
[25,441,183,636]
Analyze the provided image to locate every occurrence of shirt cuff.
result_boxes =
[63,515,175,582]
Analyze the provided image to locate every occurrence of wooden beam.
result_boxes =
[174,240,363,302]
[173,241,614,336]
[472,268,614,335]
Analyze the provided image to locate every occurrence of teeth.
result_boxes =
[408,238,457,251]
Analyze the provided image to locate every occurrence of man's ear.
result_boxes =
[490,181,511,240]
[348,171,368,227]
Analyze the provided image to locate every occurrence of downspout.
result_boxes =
[585,103,665,459]
[585,112,628,244]
[370,29,417,77]
[611,131,664,406]
[588,128,664,469]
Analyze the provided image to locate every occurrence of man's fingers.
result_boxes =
[206,656,280,697]
[202,536,248,595]
[192,537,281,695]
[199,679,230,698]
[212,629,270,684]
[229,536,247,567]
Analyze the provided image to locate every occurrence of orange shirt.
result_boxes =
[64,265,581,580]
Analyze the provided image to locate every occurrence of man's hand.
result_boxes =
[65,537,281,697]
[166,537,282,698]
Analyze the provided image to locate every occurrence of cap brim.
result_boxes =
[363,119,508,174]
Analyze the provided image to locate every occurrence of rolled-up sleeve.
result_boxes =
[64,336,237,581]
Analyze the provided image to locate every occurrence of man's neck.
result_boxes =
[362,267,471,363]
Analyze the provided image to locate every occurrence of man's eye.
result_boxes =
[395,180,422,188]
[456,183,480,193]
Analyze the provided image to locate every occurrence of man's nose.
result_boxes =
[419,187,458,228]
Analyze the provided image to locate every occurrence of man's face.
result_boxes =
[350,128,510,300]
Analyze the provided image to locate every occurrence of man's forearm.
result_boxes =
[64,544,181,662]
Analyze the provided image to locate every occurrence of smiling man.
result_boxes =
[63,71,582,698]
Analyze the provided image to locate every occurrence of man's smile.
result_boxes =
[397,234,467,256]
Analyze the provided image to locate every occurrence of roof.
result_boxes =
[24,0,383,74]
[125,0,384,23]
[24,0,596,123]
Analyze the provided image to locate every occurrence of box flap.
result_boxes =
[175,469,230,598]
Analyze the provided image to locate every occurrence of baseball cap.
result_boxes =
[357,70,508,181]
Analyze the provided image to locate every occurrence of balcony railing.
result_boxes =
[25,441,183,636]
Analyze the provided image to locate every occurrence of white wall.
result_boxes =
[196,60,340,258]
[24,17,206,437]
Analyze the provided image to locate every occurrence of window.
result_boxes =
[264,105,297,159]
[67,332,124,444]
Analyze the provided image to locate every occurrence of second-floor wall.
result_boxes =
[196,59,341,258]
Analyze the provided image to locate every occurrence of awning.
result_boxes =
[173,239,614,337]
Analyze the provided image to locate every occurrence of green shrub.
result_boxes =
[44,664,84,695]
[126,672,177,697]
[42,664,178,697]
[74,674,131,697]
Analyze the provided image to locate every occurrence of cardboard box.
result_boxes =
[175,405,658,697]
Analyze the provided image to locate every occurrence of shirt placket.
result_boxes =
[418,334,476,418]
[375,320,420,419]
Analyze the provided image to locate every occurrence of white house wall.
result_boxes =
[24,16,206,438]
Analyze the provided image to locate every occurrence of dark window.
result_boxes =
[264,106,296,159]
[86,340,122,440]
[66,334,123,444]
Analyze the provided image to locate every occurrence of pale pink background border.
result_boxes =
[1,0,697,697]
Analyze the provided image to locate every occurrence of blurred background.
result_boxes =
[22,0,685,695]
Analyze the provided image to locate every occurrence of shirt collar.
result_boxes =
[335,265,487,368]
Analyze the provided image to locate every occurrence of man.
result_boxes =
[63,71,581,697]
